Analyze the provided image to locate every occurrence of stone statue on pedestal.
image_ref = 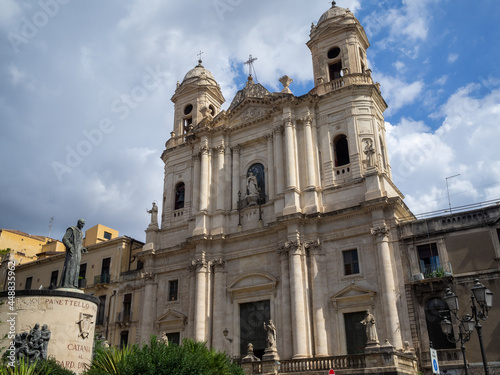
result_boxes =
[60,219,87,289]
[263,320,279,361]
[361,309,379,346]
[147,202,158,228]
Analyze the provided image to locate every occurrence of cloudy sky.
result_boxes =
[1,0,500,242]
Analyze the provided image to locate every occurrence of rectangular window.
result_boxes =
[166,332,180,345]
[122,293,132,321]
[104,231,112,240]
[417,243,440,274]
[50,270,59,288]
[120,331,129,349]
[79,263,87,288]
[169,280,179,301]
[101,257,111,283]
[97,295,106,325]
[25,276,33,290]
[343,249,359,275]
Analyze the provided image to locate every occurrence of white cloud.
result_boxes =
[388,81,500,214]
[447,53,459,63]
[0,0,22,30]
[377,74,424,114]
[8,64,26,86]
[362,0,439,57]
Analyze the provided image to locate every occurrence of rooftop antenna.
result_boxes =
[244,54,258,82]
[446,174,460,213]
[48,216,54,238]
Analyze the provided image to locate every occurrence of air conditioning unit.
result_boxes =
[411,273,424,281]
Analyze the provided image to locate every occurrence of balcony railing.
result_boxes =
[94,273,111,285]
[410,262,453,281]
[279,355,365,373]
[117,312,131,323]
[78,278,87,288]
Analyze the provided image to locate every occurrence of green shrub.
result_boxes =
[84,336,244,375]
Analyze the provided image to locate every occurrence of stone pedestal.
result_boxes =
[0,289,99,374]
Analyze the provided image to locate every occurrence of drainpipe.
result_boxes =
[105,289,117,342]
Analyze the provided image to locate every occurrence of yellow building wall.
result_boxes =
[0,230,50,265]
[83,224,119,247]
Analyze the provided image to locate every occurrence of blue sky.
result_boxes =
[1,0,500,242]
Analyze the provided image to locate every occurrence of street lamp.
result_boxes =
[441,279,493,375]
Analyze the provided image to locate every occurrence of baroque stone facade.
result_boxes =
[140,2,415,363]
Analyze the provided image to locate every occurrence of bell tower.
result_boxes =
[170,58,225,140]
[307,1,369,87]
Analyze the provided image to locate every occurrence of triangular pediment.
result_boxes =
[331,284,376,301]
[156,309,187,325]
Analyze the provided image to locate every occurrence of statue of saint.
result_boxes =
[147,202,158,226]
[40,325,51,360]
[246,172,259,196]
[263,320,277,350]
[60,219,87,288]
[364,139,375,168]
[360,309,379,344]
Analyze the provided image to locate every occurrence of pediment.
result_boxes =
[156,309,187,326]
[228,272,278,302]
[330,284,376,308]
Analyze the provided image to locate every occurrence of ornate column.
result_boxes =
[266,133,275,200]
[199,143,210,212]
[231,145,241,210]
[215,144,225,212]
[139,271,156,343]
[305,239,328,357]
[190,252,209,342]
[284,239,308,358]
[192,152,201,214]
[284,114,297,189]
[277,244,292,359]
[211,258,226,351]
[371,225,403,349]
[273,126,285,195]
[303,112,316,189]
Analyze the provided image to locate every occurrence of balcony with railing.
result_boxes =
[94,273,111,286]
[240,351,417,375]
[409,262,453,282]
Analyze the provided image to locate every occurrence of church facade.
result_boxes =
[140,3,416,362]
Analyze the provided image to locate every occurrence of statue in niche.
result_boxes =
[364,138,375,168]
[246,172,260,205]
[360,310,379,345]
[263,320,277,350]
[60,219,87,289]
[159,332,169,345]
[147,202,158,227]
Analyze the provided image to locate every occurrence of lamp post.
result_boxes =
[442,279,493,375]
[439,314,474,375]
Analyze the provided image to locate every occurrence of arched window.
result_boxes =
[247,163,266,204]
[333,134,350,167]
[174,182,185,210]
[183,104,193,133]
[425,298,455,349]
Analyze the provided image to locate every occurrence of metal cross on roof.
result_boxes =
[244,54,258,78]
[197,50,204,64]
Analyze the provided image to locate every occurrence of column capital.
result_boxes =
[371,225,389,241]
[278,240,302,255]
[304,239,321,254]
[273,125,284,135]
[140,271,155,282]
[231,144,241,154]
[213,144,225,154]
[301,110,313,126]
[192,152,201,162]
[188,252,208,272]
[200,144,210,155]
[265,133,273,141]
[211,258,226,270]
